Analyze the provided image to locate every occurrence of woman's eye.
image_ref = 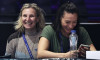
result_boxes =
[66,22,70,24]
[73,21,77,24]
[23,15,27,17]
[30,15,35,17]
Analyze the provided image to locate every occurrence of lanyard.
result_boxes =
[22,34,34,59]
[59,32,63,53]
[59,33,70,53]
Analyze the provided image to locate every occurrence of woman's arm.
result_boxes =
[90,44,96,51]
[37,37,78,58]
[5,39,17,58]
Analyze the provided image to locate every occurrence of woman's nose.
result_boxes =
[26,16,30,21]
[69,24,73,29]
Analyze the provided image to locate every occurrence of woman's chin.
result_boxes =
[25,27,33,30]
[66,31,71,34]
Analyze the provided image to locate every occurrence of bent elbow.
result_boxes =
[37,51,44,59]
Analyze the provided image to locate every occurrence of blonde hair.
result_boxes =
[15,3,45,32]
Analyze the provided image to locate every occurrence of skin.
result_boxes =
[37,11,79,58]
[37,11,96,58]
[21,8,39,30]
[78,44,96,58]
[61,11,77,37]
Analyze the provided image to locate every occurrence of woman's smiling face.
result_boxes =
[61,11,78,35]
[21,8,38,30]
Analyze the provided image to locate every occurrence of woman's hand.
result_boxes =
[66,50,78,58]
[78,44,90,58]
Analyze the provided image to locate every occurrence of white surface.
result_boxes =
[86,51,100,59]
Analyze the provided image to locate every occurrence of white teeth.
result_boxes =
[25,22,32,24]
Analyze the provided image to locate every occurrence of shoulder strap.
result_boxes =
[22,33,34,59]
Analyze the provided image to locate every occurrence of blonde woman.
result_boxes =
[5,3,45,59]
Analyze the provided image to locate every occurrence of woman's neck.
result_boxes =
[61,29,70,38]
[25,28,37,36]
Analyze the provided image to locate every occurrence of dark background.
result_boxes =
[0,0,100,56]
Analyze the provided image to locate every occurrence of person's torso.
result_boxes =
[14,31,41,58]
[41,25,92,53]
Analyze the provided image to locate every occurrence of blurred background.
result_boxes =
[0,0,100,56]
